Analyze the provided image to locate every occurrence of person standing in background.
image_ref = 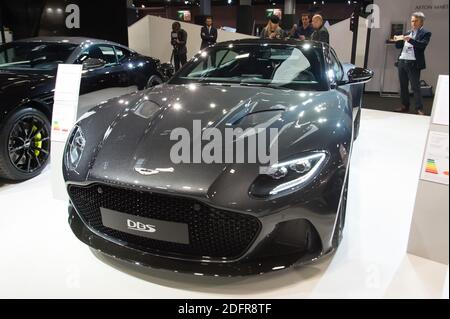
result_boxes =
[292,13,314,40]
[394,12,431,115]
[170,22,188,72]
[311,14,329,44]
[200,16,218,50]
[260,15,285,39]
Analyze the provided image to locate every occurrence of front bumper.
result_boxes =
[69,203,332,276]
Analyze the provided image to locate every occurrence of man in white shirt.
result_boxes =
[395,12,432,115]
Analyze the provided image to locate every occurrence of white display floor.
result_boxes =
[0,109,448,299]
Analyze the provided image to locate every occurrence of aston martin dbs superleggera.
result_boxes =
[64,39,373,276]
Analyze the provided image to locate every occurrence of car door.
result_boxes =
[113,46,135,89]
[330,49,364,118]
[78,44,115,93]
[328,49,359,119]
[76,44,133,115]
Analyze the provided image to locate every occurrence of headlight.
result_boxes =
[249,152,327,198]
[65,125,86,171]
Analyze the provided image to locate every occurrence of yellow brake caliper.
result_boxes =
[32,125,42,157]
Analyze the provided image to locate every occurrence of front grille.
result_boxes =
[68,183,261,260]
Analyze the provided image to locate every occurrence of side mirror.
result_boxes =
[346,67,374,84]
[82,58,106,70]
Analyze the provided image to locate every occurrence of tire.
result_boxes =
[0,107,51,182]
[332,169,349,247]
[145,74,163,89]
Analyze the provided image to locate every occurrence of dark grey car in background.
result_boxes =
[0,37,172,181]
[63,39,373,276]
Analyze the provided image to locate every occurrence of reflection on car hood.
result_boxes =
[0,71,55,95]
[84,84,347,197]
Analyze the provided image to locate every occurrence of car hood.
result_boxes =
[0,70,55,95]
[79,84,348,198]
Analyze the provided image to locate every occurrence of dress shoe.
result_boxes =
[417,110,425,115]
[394,107,409,113]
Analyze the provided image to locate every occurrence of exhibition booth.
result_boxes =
[0,0,448,301]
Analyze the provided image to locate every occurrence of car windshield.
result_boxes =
[171,43,328,91]
[0,42,77,71]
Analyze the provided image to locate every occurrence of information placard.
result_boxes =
[432,75,449,126]
[51,64,82,200]
[408,74,449,265]
[51,64,83,143]
[420,131,449,185]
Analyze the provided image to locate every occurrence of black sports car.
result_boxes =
[64,39,373,276]
[0,37,172,181]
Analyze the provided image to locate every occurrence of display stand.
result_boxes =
[379,41,401,98]
[50,64,83,201]
[407,75,449,265]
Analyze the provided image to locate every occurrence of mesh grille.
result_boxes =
[68,183,261,260]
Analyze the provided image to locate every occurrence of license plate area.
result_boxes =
[100,207,189,244]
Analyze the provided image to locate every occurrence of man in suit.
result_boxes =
[171,22,188,72]
[395,12,432,115]
[200,16,218,50]
[311,14,329,44]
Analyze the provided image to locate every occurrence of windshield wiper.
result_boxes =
[239,82,291,90]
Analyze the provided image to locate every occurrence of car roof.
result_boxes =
[13,36,128,49]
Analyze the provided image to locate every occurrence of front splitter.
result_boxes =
[68,205,330,276]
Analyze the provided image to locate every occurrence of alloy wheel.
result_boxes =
[7,115,50,174]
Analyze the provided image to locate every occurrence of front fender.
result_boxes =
[62,91,145,183]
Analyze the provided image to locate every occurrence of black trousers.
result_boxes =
[173,51,187,72]
[398,60,423,111]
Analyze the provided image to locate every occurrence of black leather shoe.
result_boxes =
[394,107,409,113]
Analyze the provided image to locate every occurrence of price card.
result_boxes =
[51,64,83,143]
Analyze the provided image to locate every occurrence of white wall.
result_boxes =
[329,18,353,63]
[128,15,256,63]
[128,16,152,59]
[328,17,369,66]
[366,0,449,92]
